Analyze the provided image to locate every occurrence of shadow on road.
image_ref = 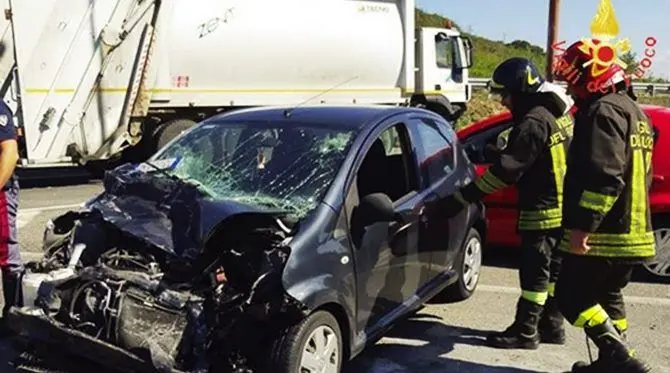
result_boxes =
[0,336,20,373]
[345,313,543,373]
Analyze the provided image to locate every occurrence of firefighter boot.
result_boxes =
[571,319,652,373]
[486,297,542,349]
[572,318,630,370]
[538,296,566,344]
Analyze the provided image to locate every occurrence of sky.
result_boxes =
[416,0,670,80]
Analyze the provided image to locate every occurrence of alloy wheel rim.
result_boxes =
[462,236,482,291]
[299,325,339,373]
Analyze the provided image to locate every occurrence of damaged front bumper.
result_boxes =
[11,165,317,373]
[12,259,306,373]
[8,306,156,373]
[10,264,210,373]
[12,219,308,373]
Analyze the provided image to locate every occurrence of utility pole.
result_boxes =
[546,0,560,81]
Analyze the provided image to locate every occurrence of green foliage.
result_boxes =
[466,35,549,78]
[415,8,460,29]
[620,51,638,75]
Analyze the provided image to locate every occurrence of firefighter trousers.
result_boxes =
[0,181,24,317]
[518,228,563,306]
[554,254,631,332]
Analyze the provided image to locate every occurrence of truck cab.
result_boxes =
[414,26,474,122]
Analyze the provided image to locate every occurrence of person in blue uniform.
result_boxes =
[0,100,21,335]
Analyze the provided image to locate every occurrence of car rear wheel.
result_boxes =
[436,227,483,302]
[643,221,670,279]
[269,310,343,373]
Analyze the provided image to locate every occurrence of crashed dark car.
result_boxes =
[9,105,487,373]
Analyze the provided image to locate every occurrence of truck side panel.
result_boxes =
[149,0,407,108]
[11,0,455,165]
[1,0,17,115]
[11,0,157,163]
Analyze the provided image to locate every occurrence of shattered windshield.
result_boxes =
[148,120,356,218]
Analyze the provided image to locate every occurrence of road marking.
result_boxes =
[17,203,84,229]
[478,284,670,307]
[19,203,84,214]
[17,211,41,230]
[21,251,43,262]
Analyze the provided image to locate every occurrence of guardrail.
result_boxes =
[470,77,670,95]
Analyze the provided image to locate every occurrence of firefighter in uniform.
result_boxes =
[428,57,574,349]
[0,100,22,335]
[553,40,654,372]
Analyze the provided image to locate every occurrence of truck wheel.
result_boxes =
[269,310,343,373]
[154,119,197,151]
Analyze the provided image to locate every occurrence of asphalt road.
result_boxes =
[2,182,669,373]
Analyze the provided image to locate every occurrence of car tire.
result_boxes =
[439,227,483,302]
[269,310,343,373]
[643,218,670,280]
[154,119,197,151]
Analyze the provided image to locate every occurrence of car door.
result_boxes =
[461,120,520,247]
[406,116,469,280]
[346,117,426,335]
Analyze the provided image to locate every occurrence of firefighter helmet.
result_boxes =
[487,57,545,96]
[553,39,629,100]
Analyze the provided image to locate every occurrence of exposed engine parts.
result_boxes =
[11,209,307,373]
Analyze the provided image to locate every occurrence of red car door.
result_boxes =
[474,163,520,247]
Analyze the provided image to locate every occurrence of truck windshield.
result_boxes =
[149,121,356,218]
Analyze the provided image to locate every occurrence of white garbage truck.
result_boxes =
[0,0,473,170]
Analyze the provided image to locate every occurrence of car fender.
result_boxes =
[280,204,357,349]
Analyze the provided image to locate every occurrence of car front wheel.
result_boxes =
[269,310,343,373]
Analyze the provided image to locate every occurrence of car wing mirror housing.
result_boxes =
[357,193,396,226]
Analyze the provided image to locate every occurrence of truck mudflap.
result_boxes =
[8,307,157,373]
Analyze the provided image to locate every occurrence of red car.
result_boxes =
[457,104,670,279]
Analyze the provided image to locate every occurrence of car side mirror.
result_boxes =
[357,193,396,226]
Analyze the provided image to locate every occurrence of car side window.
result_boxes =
[354,123,417,203]
[463,121,514,164]
[380,126,403,155]
[410,117,456,188]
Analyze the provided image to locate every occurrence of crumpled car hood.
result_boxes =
[84,163,274,260]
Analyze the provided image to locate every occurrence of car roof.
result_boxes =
[205,105,422,131]
[458,103,670,139]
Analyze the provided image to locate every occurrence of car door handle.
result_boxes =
[419,207,429,224]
